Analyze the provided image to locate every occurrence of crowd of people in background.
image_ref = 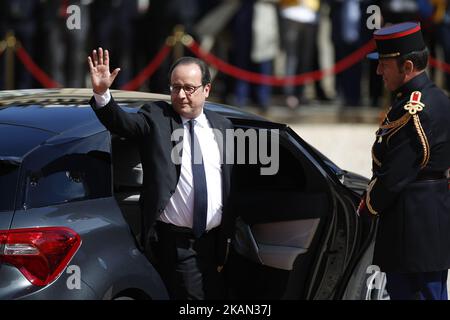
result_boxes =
[0,0,449,111]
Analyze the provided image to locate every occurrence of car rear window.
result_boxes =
[0,159,20,212]
[0,124,53,158]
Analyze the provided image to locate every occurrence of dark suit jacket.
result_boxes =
[368,73,450,272]
[89,96,235,265]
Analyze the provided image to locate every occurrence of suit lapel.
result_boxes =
[204,109,227,165]
[204,109,232,203]
[167,105,183,178]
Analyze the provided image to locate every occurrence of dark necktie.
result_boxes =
[189,120,207,238]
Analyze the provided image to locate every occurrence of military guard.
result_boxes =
[358,22,450,300]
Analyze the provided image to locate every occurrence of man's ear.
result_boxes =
[403,60,414,74]
[203,83,211,98]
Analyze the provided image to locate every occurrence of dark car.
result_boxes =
[0,89,382,300]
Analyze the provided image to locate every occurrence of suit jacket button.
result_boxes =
[158,209,164,213]
[170,190,175,195]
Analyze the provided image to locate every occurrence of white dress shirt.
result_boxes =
[93,90,223,231]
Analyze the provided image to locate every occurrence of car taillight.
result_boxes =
[0,227,81,286]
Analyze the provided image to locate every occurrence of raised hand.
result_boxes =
[87,47,120,95]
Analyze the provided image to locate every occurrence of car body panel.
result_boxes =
[0,265,98,299]
[8,198,168,300]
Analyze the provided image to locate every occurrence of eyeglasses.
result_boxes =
[169,84,203,95]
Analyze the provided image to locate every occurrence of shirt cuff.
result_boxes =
[93,89,111,107]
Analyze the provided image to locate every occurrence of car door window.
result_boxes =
[232,128,329,224]
[25,153,109,208]
[20,133,111,209]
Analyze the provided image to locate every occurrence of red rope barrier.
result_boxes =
[7,34,450,91]
[185,38,377,86]
[429,56,450,74]
[120,44,172,91]
[15,46,62,88]
[331,40,376,74]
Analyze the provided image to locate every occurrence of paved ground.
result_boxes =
[289,123,377,178]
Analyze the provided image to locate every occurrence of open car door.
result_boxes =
[225,122,367,300]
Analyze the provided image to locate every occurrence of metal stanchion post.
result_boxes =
[0,39,5,89]
[5,32,16,90]
[172,25,185,61]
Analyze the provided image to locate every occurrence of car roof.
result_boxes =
[0,88,275,135]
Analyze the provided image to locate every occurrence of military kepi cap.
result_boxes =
[367,22,426,60]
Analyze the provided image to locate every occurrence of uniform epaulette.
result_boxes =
[404,91,430,168]
[373,91,430,168]
[404,91,425,115]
